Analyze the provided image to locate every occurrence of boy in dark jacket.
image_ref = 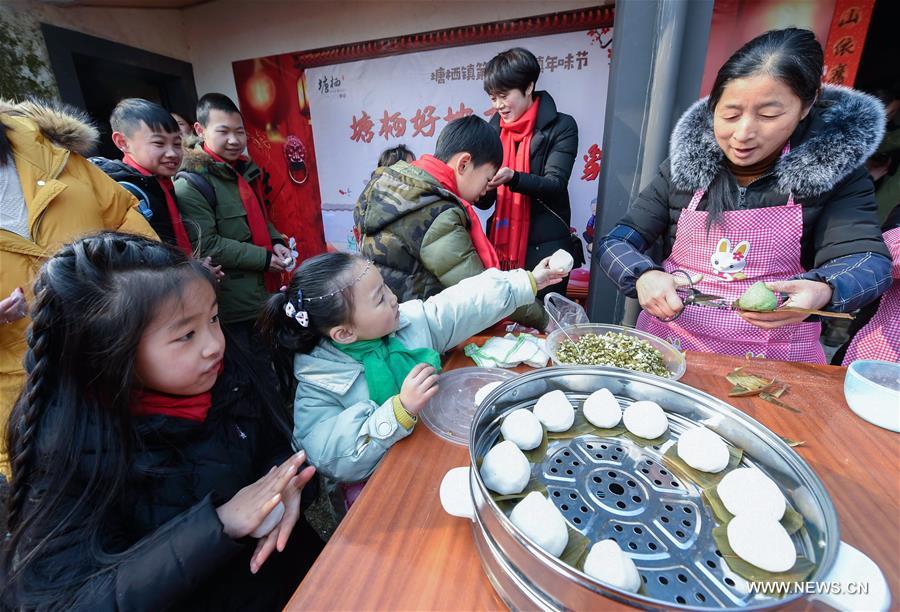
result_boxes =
[355,116,548,329]
[92,99,198,258]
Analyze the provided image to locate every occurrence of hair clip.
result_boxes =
[283,296,309,327]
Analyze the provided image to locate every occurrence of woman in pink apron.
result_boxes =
[597,28,892,364]
[841,205,900,364]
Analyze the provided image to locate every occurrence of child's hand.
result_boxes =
[398,363,439,416]
[216,450,307,539]
[531,256,569,290]
[0,287,27,324]
[249,462,317,574]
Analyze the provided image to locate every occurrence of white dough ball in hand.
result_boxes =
[583,539,642,592]
[716,467,786,521]
[475,381,504,407]
[480,440,531,495]
[501,408,544,451]
[727,514,797,572]
[533,390,575,432]
[677,426,730,473]
[549,249,575,274]
[583,388,622,428]
[509,491,569,557]
[623,400,668,439]
[250,501,285,538]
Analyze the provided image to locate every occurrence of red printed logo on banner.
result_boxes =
[350,111,375,143]
[443,102,474,123]
[581,144,602,181]
[378,111,407,140]
[411,105,438,137]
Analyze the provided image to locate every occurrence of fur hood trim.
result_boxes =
[180,144,213,173]
[0,98,99,156]
[669,85,885,197]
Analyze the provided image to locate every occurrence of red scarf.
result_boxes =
[122,154,193,256]
[131,389,213,422]
[202,144,281,291]
[492,97,540,270]
[411,155,499,269]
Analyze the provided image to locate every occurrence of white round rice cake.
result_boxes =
[677,426,730,473]
[533,390,575,432]
[479,440,530,495]
[474,381,504,407]
[500,408,544,451]
[583,539,641,592]
[583,388,622,429]
[727,514,797,572]
[509,491,569,557]
[622,400,668,439]
[549,248,574,274]
[716,467,786,521]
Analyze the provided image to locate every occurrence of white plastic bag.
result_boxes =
[543,292,589,332]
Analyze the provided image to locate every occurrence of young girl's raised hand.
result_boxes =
[216,450,307,540]
[250,461,317,574]
[531,256,570,290]
[399,363,439,415]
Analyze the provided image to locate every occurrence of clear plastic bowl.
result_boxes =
[844,360,900,432]
[545,323,686,380]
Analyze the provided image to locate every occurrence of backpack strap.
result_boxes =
[176,171,218,209]
[117,181,154,220]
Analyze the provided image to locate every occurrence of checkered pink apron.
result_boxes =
[843,227,900,364]
[637,181,825,363]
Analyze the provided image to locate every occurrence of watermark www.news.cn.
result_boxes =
[751,581,870,596]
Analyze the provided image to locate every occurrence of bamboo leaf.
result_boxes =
[560,526,592,570]
[547,409,626,440]
[779,436,805,448]
[622,430,669,448]
[522,428,550,464]
[760,392,801,413]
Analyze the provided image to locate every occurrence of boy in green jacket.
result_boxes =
[354,116,547,329]
[175,94,293,378]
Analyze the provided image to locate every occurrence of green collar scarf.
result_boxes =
[332,336,442,405]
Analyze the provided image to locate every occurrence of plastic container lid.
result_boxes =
[420,367,516,445]
[844,360,900,432]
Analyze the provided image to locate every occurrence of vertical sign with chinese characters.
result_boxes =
[306,29,613,255]
[822,0,875,86]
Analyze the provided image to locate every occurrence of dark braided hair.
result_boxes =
[3,232,212,607]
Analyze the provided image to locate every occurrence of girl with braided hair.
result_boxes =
[2,232,322,610]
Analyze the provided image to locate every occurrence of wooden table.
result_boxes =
[288,341,899,611]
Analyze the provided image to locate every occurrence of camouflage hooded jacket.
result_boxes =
[354,161,547,329]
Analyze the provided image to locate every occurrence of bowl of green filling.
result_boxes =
[545,323,686,380]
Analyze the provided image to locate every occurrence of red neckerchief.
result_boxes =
[492,96,541,270]
[131,389,213,422]
[411,154,500,269]
[201,144,281,291]
[122,154,193,256]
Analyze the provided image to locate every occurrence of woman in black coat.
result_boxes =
[476,48,580,296]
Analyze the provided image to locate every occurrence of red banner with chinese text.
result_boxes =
[822,0,875,86]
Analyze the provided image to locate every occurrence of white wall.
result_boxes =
[183,0,604,101]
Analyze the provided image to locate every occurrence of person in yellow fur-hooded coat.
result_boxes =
[0,99,158,476]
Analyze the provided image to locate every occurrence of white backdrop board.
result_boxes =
[306,29,612,255]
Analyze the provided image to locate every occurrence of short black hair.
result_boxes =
[109,98,179,137]
[434,115,502,168]
[483,47,541,96]
[378,144,414,168]
[196,93,241,127]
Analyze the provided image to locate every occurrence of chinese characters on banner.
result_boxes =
[306,29,612,253]
[822,0,875,86]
